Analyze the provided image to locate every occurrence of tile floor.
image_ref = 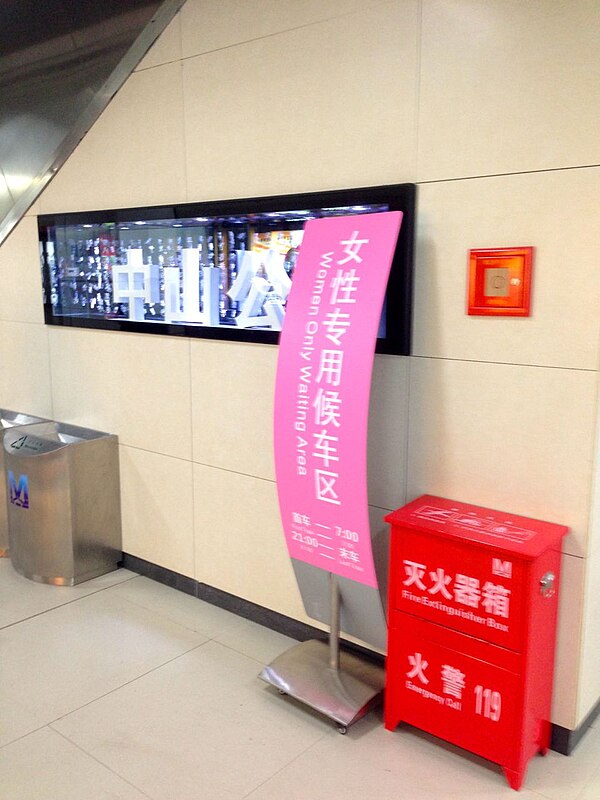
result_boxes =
[1,560,599,800]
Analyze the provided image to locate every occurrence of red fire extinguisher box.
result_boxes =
[384,495,568,790]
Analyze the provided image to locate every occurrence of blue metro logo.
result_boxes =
[8,471,29,509]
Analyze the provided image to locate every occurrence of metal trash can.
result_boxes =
[0,410,51,557]
[3,421,122,585]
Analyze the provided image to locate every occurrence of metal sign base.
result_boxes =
[259,638,384,732]
[259,574,385,732]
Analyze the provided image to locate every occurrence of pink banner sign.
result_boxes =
[274,211,403,588]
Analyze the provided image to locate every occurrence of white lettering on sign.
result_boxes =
[474,685,502,722]
[428,567,453,599]
[312,429,339,467]
[292,531,319,547]
[405,681,446,705]
[403,560,427,590]
[312,388,342,427]
[454,574,481,608]
[401,585,511,632]
[289,513,337,563]
[405,659,464,712]
[401,559,512,625]
[455,515,486,529]
[335,526,359,542]
[481,582,511,618]
[314,469,341,505]
[289,512,337,554]
[292,512,311,526]
[315,349,344,386]
[487,617,509,632]
[407,652,429,684]
[296,435,308,476]
[339,547,361,564]
[330,268,360,303]
[441,665,466,700]
[337,231,369,265]
[486,523,534,542]
[492,558,513,579]
[302,238,368,557]
[402,589,487,624]
[321,308,351,346]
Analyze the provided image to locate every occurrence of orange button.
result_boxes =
[468,247,533,316]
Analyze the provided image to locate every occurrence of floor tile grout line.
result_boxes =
[47,639,211,727]
[0,573,139,631]
[8,566,600,796]
[240,730,331,800]
[4,571,306,681]
[2,625,288,749]
[91,576,216,637]
[98,573,302,653]
[204,634,288,668]
[95,576,265,642]
[40,636,302,790]
[0,722,54,752]
[51,726,156,800]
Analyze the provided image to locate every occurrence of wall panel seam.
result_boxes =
[179,0,399,64]
[416,163,600,186]
[410,354,598,373]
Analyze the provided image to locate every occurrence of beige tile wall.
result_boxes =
[1,0,599,729]
[0,321,52,419]
[48,328,193,461]
[179,0,389,59]
[413,169,600,370]
[119,445,195,577]
[135,12,182,71]
[577,543,600,724]
[192,463,307,620]
[190,340,277,480]
[0,209,52,419]
[553,553,586,729]
[417,0,600,181]
[182,1,419,201]
[576,387,600,724]
[0,216,45,326]
[407,358,597,558]
[38,63,187,214]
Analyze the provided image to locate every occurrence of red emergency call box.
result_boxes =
[384,495,568,790]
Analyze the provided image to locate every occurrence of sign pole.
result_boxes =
[329,573,340,672]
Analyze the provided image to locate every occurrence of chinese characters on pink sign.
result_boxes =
[274,212,403,588]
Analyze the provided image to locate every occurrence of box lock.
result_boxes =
[540,572,556,598]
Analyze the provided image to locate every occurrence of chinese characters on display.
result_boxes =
[402,558,512,632]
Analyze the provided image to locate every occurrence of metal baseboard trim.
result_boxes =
[196,581,326,644]
[121,553,196,597]
[121,552,593,754]
[120,551,325,642]
[551,697,600,755]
